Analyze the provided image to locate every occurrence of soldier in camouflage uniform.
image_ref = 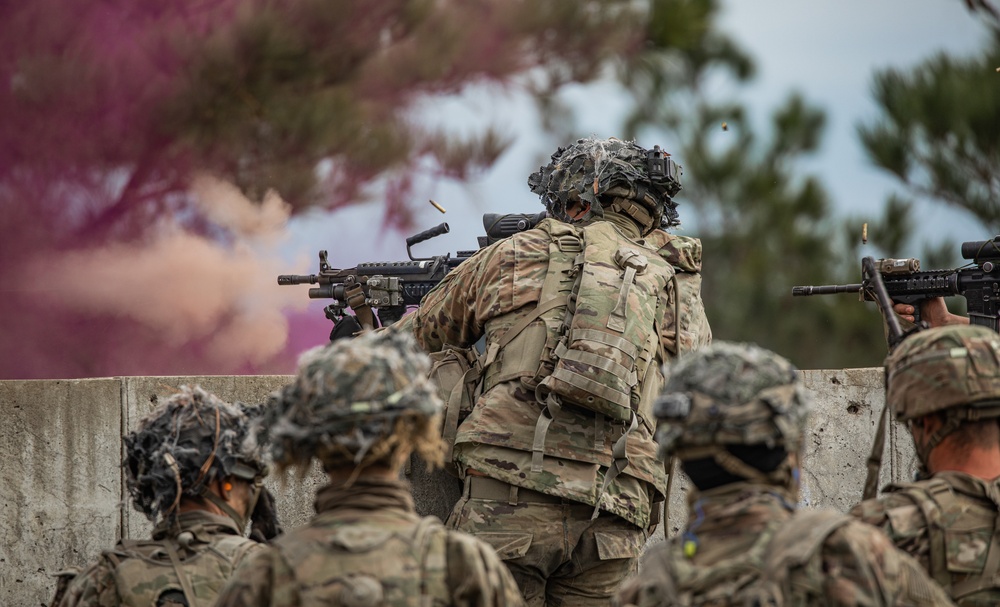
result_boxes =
[393,137,712,605]
[851,325,1000,606]
[52,385,270,607]
[214,330,524,606]
[615,342,954,607]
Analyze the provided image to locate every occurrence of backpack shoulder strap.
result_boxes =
[889,480,953,592]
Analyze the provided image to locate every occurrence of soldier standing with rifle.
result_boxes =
[392,137,712,605]
[215,330,523,607]
[52,385,273,607]
[851,325,1000,605]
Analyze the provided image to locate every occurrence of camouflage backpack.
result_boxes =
[99,531,258,606]
[644,509,852,607]
[877,478,1000,604]
[268,513,452,606]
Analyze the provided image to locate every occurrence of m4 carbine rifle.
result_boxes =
[792,236,1000,338]
[278,212,546,338]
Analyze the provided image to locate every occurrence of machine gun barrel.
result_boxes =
[277,274,318,286]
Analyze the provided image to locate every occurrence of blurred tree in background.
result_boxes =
[0,0,652,378]
[859,30,1000,233]
[611,0,895,369]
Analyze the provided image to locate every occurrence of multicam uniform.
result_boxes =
[397,138,710,606]
[616,484,953,606]
[614,341,955,607]
[56,511,262,607]
[848,323,1000,606]
[398,212,709,605]
[852,472,1000,606]
[217,330,524,607]
[215,478,523,607]
[50,385,270,607]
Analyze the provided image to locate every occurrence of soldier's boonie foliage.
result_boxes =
[267,330,444,471]
[527,137,682,231]
[887,324,1000,421]
[124,384,265,522]
[654,341,809,457]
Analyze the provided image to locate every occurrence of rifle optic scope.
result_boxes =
[961,236,1000,261]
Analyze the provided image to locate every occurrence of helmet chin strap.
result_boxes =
[199,477,264,535]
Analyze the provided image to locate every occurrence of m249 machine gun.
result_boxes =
[278,212,546,339]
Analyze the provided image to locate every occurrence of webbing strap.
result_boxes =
[345,283,376,331]
[608,264,638,333]
[532,395,560,473]
[163,541,198,607]
[443,363,481,463]
[553,342,634,383]
[901,486,952,592]
[413,516,441,607]
[571,328,639,360]
[591,412,638,520]
[548,367,631,409]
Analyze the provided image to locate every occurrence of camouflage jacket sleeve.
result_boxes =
[54,559,119,607]
[849,493,931,573]
[394,243,511,353]
[816,520,953,606]
[215,546,300,607]
[446,532,526,607]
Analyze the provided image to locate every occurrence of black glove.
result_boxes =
[329,315,364,342]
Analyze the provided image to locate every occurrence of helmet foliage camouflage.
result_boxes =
[267,330,445,473]
[655,342,809,460]
[886,324,1000,422]
[124,384,266,522]
[527,137,682,234]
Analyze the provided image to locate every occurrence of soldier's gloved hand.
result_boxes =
[249,488,282,543]
[330,315,364,342]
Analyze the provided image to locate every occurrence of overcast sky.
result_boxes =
[284,1,993,271]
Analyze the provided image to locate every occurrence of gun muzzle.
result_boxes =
[791,284,863,296]
[277,274,318,286]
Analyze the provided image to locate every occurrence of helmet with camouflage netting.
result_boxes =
[654,342,810,486]
[886,324,1000,425]
[124,384,267,525]
[527,137,682,235]
[266,330,444,474]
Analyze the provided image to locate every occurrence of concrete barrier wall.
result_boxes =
[1,369,909,605]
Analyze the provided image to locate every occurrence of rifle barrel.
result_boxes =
[791,283,862,296]
[277,274,318,286]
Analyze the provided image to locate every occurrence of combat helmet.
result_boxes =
[266,330,445,474]
[124,385,267,531]
[528,137,682,235]
[654,342,810,486]
[886,324,1000,460]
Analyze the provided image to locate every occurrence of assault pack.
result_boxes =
[431,218,706,506]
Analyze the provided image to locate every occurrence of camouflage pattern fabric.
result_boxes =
[615,484,955,607]
[654,342,809,488]
[264,330,446,472]
[393,212,711,529]
[851,471,1000,606]
[55,511,263,607]
[215,478,524,607]
[449,481,645,607]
